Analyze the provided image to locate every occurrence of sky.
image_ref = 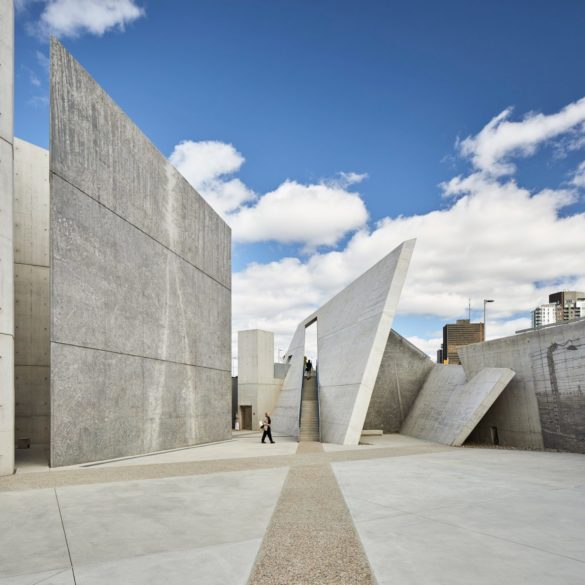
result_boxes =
[13,0,585,366]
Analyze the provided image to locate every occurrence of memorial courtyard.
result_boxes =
[1,433,584,584]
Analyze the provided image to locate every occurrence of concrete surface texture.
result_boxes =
[49,40,232,466]
[237,330,284,430]
[1,434,584,584]
[273,240,415,444]
[13,139,50,447]
[0,0,14,477]
[334,446,585,585]
[401,364,515,446]
[460,319,585,453]
[363,329,434,433]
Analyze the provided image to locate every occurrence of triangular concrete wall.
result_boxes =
[272,239,415,445]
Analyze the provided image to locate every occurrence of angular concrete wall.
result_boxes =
[0,0,14,476]
[13,139,50,446]
[363,329,434,433]
[50,40,231,466]
[459,319,585,453]
[401,364,515,446]
[273,240,415,444]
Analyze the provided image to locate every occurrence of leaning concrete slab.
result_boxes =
[459,319,585,453]
[401,365,515,446]
[273,240,415,444]
[49,40,231,466]
[0,0,14,476]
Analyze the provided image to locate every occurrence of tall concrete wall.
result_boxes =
[364,329,434,433]
[0,0,14,476]
[237,330,283,430]
[459,319,585,453]
[273,240,415,444]
[401,364,515,446]
[13,139,50,446]
[49,40,231,466]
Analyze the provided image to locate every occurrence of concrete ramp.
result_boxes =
[401,365,515,446]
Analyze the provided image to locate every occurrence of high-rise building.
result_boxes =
[532,303,558,328]
[439,319,484,365]
[531,291,585,329]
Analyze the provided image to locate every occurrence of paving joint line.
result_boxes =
[54,488,77,585]
[408,510,585,566]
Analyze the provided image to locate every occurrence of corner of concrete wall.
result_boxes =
[364,329,434,432]
[13,139,50,447]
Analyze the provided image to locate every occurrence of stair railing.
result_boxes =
[297,367,304,442]
[316,361,321,442]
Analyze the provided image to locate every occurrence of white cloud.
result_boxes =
[169,140,256,215]
[231,98,585,362]
[34,0,144,38]
[170,139,369,247]
[459,98,585,176]
[406,336,443,360]
[336,171,368,187]
[230,181,368,248]
[571,161,585,188]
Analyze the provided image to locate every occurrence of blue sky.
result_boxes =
[13,0,585,359]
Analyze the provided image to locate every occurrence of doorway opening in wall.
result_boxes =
[490,426,500,446]
[240,405,253,431]
[304,318,318,377]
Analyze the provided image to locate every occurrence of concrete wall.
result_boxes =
[273,240,415,444]
[13,139,50,446]
[401,364,515,446]
[0,0,14,476]
[237,330,283,430]
[49,40,231,466]
[459,319,585,453]
[364,329,434,433]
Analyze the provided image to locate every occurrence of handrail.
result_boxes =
[316,361,321,442]
[297,366,304,441]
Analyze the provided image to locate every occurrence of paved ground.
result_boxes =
[1,434,584,584]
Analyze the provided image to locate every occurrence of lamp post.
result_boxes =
[483,299,494,340]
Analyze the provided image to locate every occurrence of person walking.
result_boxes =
[305,358,313,378]
[261,412,275,444]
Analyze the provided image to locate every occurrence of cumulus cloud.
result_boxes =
[230,181,368,248]
[230,97,585,361]
[170,139,369,247]
[169,140,256,215]
[30,0,145,38]
[458,98,585,176]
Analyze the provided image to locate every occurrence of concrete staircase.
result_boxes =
[299,374,320,442]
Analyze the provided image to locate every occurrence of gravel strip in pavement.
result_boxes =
[248,442,376,585]
[0,443,451,492]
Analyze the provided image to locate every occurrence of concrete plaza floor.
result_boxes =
[1,433,584,584]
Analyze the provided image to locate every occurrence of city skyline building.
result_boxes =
[531,290,585,330]
[438,319,484,365]
[532,303,558,329]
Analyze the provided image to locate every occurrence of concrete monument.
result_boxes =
[237,330,287,430]
[401,364,515,446]
[459,319,585,453]
[272,239,416,445]
[49,40,232,466]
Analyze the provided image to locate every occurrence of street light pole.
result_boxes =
[483,299,494,340]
